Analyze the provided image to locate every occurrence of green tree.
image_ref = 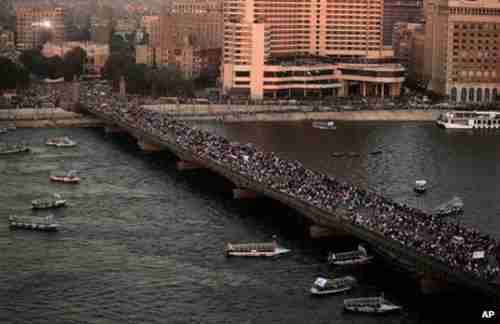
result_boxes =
[0,57,30,91]
[19,49,49,77]
[63,47,87,81]
[46,55,64,79]
[102,52,135,88]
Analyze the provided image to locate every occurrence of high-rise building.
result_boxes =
[222,0,405,100]
[392,22,424,67]
[383,0,424,45]
[90,2,113,44]
[16,6,66,50]
[424,0,500,102]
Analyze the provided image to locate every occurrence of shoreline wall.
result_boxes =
[0,108,102,128]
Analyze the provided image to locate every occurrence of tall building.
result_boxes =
[42,41,110,74]
[383,0,424,45]
[16,6,66,50]
[222,0,405,100]
[0,27,15,49]
[424,0,500,102]
[392,22,424,67]
[90,2,113,44]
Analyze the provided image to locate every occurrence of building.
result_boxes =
[157,2,223,77]
[141,16,160,47]
[222,0,405,100]
[42,41,110,74]
[0,27,15,49]
[408,28,425,84]
[90,3,113,44]
[392,22,424,66]
[424,0,500,102]
[16,6,65,50]
[383,0,424,45]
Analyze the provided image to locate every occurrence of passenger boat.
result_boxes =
[414,180,427,194]
[32,193,66,209]
[433,196,464,217]
[0,127,7,134]
[0,144,30,155]
[50,170,80,183]
[328,245,373,266]
[225,241,290,257]
[310,276,357,295]
[344,296,402,314]
[312,121,336,130]
[46,137,77,147]
[8,214,59,231]
[436,111,500,129]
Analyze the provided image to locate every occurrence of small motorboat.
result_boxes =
[369,150,383,155]
[50,170,80,183]
[46,137,77,147]
[344,296,402,314]
[0,144,30,155]
[312,121,336,130]
[8,214,59,231]
[225,241,290,257]
[332,152,345,157]
[0,127,7,134]
[347,152,360,157]
[6,123,16,131]
[433,196,464,217]
[414,180,427,194]
[310,276,357,295]
[328,245,373,266]
[32,193,66,209]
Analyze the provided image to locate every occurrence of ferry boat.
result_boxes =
[344,296,402,314]
[433,196,464,217]
[50,170,80,183]
[328,245,373,266]
[436,111,500,129]
[0,144,30,155]
[312,121,336,130]
[414,180,427,194]
[46,137,77,147]
[225,241,290,257]
[8,214,59,231]
[310,276,357,295]
[32,193,66,209]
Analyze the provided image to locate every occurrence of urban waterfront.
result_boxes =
[0,124,498,324]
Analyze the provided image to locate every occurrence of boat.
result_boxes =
[332,152,345,157]
[312,121,336,130]
[310,276,357,295]
[32,193,66,209]
[50,170,80,183]
[8,214,59,231]
[344,296,402,314]
[347,152,360,157]
[0,127,7,134]
[328,245,373,266]
[414,180,427,194]
[225,241,290,257]
[0,144,30,155]
[436,111,500,129]
[46,137,77,147]
[6,123,16,131]
[433,196,464,217]
[369,150,382,155]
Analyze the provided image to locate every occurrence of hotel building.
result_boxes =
[222,0,405,99]
[425,0,500,102]
[16,6,65,50]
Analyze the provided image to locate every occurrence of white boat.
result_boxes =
[433,196,464,217]
[344,296,402,314]
[328,245,373,266]
[414,180,427,193]
[310,276,357,295]
[8,214,59,231]
[436,111,500,129]
[46,137,77,147]
[32,193,66,209]
[312,121,336,130]
[225,241,290,257]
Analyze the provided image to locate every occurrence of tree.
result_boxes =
[46,55,64,79]
[0,57,30,91]
[63,47,87,81]
[19,49,49,77]
[102,52,135,88]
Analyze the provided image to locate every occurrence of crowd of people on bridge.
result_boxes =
[79,81,500,283]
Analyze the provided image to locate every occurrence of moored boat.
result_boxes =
[328,245,373,266]
[32,193,66,209]
[46,137,77,147]
[414,180,427,194]
[0,144,30,155]
[437,111,500,129]
[225,241,290,257]
[344,296,402,314]
[8,214,59,231]
[313,121,336,130]
[310,276,357,295]
[50,170,80,183]
[433,196,464,217]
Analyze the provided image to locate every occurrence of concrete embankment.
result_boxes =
[0,108,102,128]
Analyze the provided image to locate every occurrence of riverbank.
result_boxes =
[0,108,102,128]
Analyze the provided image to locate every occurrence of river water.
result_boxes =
[0,123,498,324]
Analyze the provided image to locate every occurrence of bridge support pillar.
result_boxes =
[419,274,449,295]
[233,188,258,199]
[309,225,349,239]
[177,160,203,171]
[138,139,163,152]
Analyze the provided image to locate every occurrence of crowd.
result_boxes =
[78,81,500,283]
[1,82,73,109]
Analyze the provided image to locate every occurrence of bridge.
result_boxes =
[76,82,500,302]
